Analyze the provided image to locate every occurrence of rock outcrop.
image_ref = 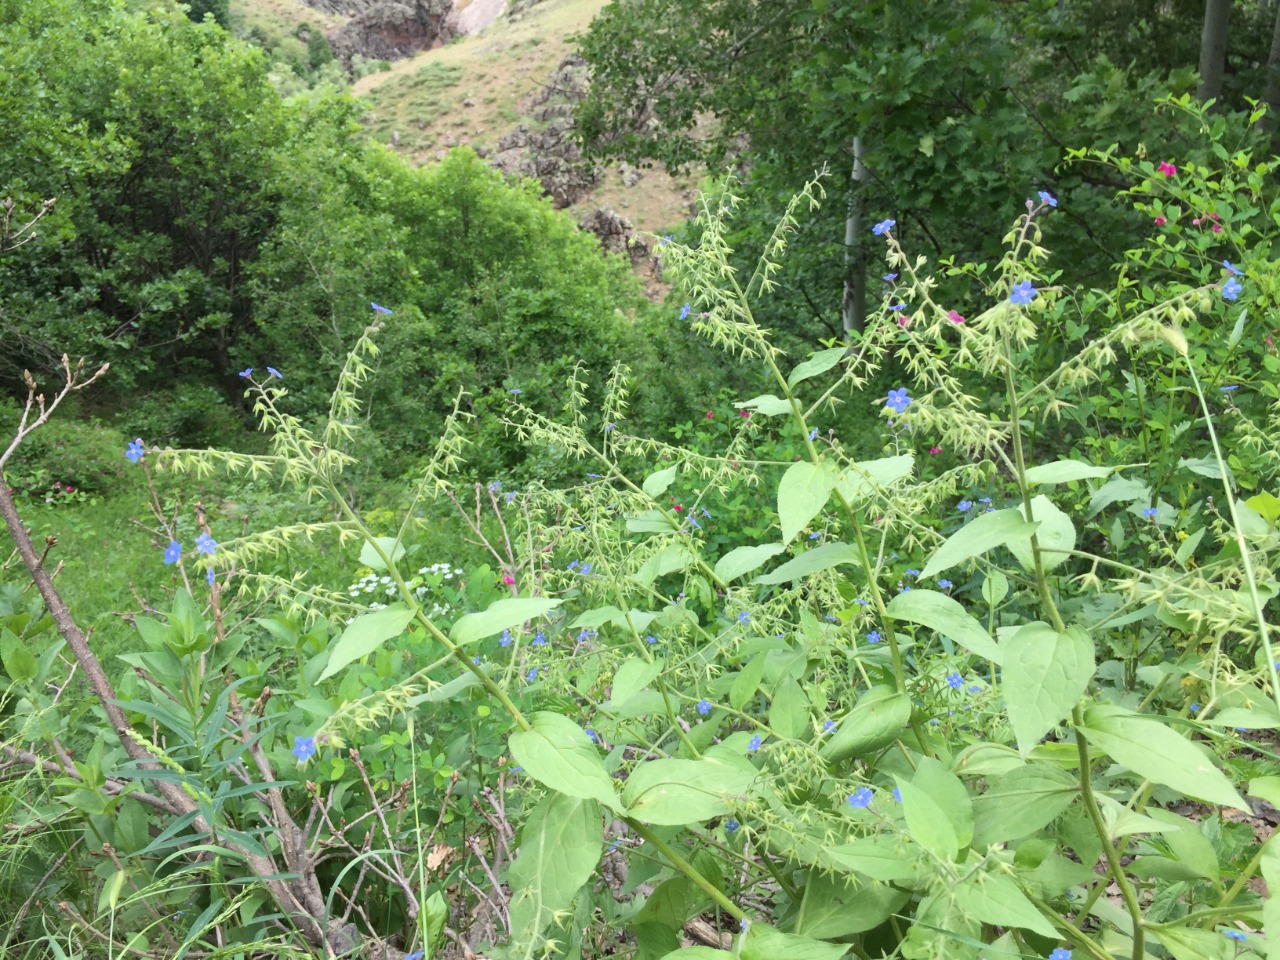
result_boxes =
[578,208,649,263]
[329,0,452,65]
[487,54,600,208]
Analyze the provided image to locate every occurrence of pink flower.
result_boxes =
[673,504,683,512]
[1192,218,1201,226]
[1154,216,1166,226]
[929,446,942,455]
[1157,161,1177,178]
[897,315,911,327]
[1212,223,1223,233]
[502,575,515,585]
[740,410,750,418]
[947,310,965,324]
[705,410,714,419]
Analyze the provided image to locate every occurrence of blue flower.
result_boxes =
[526,667,537,681]
[736,611,749,625]
[872,219,896,236]
[958,500,973,513]
[905,569,919,577]
[847,787,874,808]
[125,438,145,464]
[506,491,516,502]
[978,497,992,504]
[586,473,602,479]
[1223,930,1246,941]
[886,387,911,414]
[585,728,598,742]
[701,507,711,519]
[822,719,837,734]
[748,734,762,752]
[533,630,546,646]
[679,303,691,320]
[371,302,393,315]
[238,368,253,379]
[499,629,512,647]
[406,952,426,960]
[163,541,182,565]
[194,532,217,555]
[1220,385,1240,391]
[867,631,881,644]
[292,736,316,761]
[855,598,869,606]
[509,387,523,395]
[580,562,593,575]
[659,235,673,246]
[489,480,501,493]
[1223,277,1242,301]
[967,684,982,693]
[883,272,898,281]
[645,634,657,644]
[1223,260,1242,276]
[892,787,902,802]
[567,560,580,571]
[1189,702,1200,712]
[1038,191,1057,207]
[808,427,818,441]
[605,422,616,432]
[267,366,282,379]
[1010,280,1038,305]
[938,579,953,589]
[890,302,907,312]
[1142,506,1158,518]
[206,567,216,587]
[724,817,740,832]
[696,698,712,716]
[1048,950,1072,960]
[947,672,964,690]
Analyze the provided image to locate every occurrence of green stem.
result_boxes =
[626,818,744,920]
[1073,704,1145,960]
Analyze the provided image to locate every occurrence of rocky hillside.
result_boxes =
[233,0,692,294]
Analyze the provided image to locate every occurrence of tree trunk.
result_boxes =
[841,135,866,336]
[1198,0,1232,105]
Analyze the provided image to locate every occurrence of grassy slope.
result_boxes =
[352,0,693,248]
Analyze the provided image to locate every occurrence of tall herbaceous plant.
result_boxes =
[2,97,1278,960]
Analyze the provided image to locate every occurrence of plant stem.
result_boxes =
[627,819,744,921]
[1073,704,1145,960]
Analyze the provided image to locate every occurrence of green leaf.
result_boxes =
[776,461,835,543]
[627,510,680,534]
[1261,850,1280,960]
[635,545,695,586]
[913,758,973,848]
[509,712,622,813]
[1002,622,1094,755]
[1249,775,1280,810]
[449,597,561,647]
[1227,307,1247,348]
[820,687,911,763]
[729,655,767,711]
[1006,495,1075,572]
[0,628,38,683]
[642,464,678,497]
[786,346,846,387]
[608,657,664,710]
[409,671,484,704]
[714,543,786,584]
[896,779,959,861]
[736,394,793,416]
[741,923,848,960]
[768,676,809,740]
[884,590,1003,665]
[1141,809,1220,882]
[952,873,1058,939]
[1245,491,1280,524]
[569,605,625,629]
[622,758,754,825]
[1088,475,1150,516]
[358,536,404,572]
[796,872,909,938]
[834,454,914,504]
[754,542,858,584]
[823,839,918,881]
[508,793,603,952]
[318,604,416,681]
[1153,926,1234,960]
[656,950,734,960]
[1024,459,1114,485]
[1082,705,1248,809]
[919,508,1037,579]
[972,764,1078,844]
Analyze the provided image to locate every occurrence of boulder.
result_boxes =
[578,208,649,264]
[329,0,452,65]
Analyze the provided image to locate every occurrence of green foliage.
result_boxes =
[1,400,132,497]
